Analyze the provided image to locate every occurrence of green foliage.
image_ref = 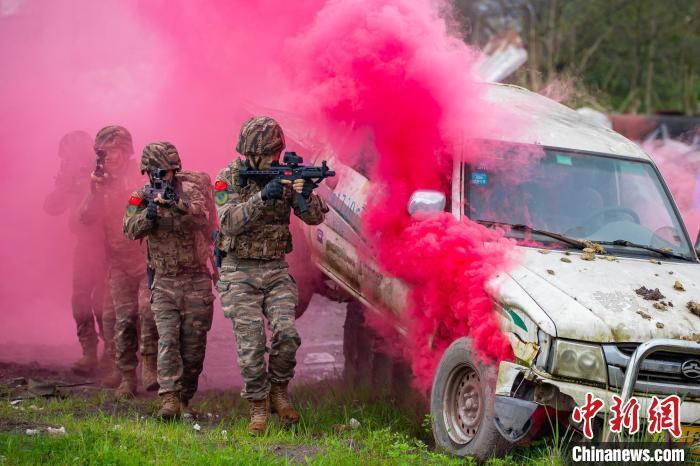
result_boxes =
[454,0,700,114]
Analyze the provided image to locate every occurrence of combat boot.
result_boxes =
[141,355,159,392]
[101,369,121,388]
[98,350,113,371]
[114,370,137,400]
[156,391,181,421]
[180,396,197,421]
[71,346,98,376]
[248,398,270,435]
[270,382,300,425]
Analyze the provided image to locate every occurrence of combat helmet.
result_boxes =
[140,141,182,174]
[58,130,93,163]
[236,116,285,156]
[94,125,134,154]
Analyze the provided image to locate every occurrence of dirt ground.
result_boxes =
[0,293,347,401]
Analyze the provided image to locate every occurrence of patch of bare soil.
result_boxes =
[0,361,86,385]
[0,360,104,402]
[0,417,50,433]
[270,444,323,464]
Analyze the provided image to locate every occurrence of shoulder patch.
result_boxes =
[214,180,228,191]
[128,195,142,206]
[215,190,229,206]
[126,205,138,217]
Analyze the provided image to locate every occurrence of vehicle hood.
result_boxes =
[507,248,700,343]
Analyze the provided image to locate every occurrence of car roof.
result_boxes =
[480,83,651,161]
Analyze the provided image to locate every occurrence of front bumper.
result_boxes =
[496,338,700,425]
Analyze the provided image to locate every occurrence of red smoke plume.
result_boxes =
[284,0,516,390]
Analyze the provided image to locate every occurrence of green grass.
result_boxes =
[0,381,561,465]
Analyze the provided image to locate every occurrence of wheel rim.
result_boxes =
[442,362,483,445]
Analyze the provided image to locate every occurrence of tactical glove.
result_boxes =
[300,180,317,199]
[260,178,284,201]
[146,200,158,220]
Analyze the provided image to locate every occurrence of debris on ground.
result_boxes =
[193,423,201,432]
[687,301,700,317]
[649,259,662,265]
[5,378,94,401]
[603,256,617,262]
[25,429,39,436]
[682,333,700,342]
[538,249,550,255]
[47,426,66,436]
[561,257,572,263]
[9,377,27,388]
[635,286,665,301]
[656,322,665,329]
[636,310,652,320]
[582,240,606,254]
[332,418,361,433]
[653,302,667,311]
[546,269,555,276]
[580,250,596,261]
[673,281,685,291]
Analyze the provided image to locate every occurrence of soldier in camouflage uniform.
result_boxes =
[215,116,328,433]
[124,142,216,420]
[80,126,159,398]
[44,131,107,375]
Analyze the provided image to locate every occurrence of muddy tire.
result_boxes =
[431,337,512,460]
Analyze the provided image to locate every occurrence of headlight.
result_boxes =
[550,340,607,384]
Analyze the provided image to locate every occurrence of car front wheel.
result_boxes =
[430,337,513,460]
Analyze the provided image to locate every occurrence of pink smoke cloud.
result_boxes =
[1,0,522,392]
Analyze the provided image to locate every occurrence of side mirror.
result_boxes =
[407,190,446,220]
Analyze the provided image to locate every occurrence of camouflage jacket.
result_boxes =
[79,159,145,273]
[44,162,104,246]
[215,159,328,260]
[123,171,216,276]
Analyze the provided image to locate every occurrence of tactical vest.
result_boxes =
[221,160,292,260]
[146,171,214,275]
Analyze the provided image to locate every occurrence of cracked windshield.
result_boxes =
[467,146,694,259]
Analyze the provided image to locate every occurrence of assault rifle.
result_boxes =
[143,168,177,204]
[238,152,335,213]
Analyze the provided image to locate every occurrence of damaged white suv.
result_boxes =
[301,83,700,459]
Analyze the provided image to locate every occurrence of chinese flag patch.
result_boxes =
[214,180,228,191]
[128,195,142,206]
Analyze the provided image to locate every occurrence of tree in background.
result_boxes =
[453,0,700,115]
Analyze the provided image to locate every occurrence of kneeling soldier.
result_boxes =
[124,142,216,420]
[215,117,328,434]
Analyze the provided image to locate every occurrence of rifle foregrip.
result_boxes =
[296,192,308,214]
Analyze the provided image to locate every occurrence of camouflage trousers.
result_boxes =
[72,245,106,353]
[218,258,301,401]
[109,266,158,372]
[151,271,214,401]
